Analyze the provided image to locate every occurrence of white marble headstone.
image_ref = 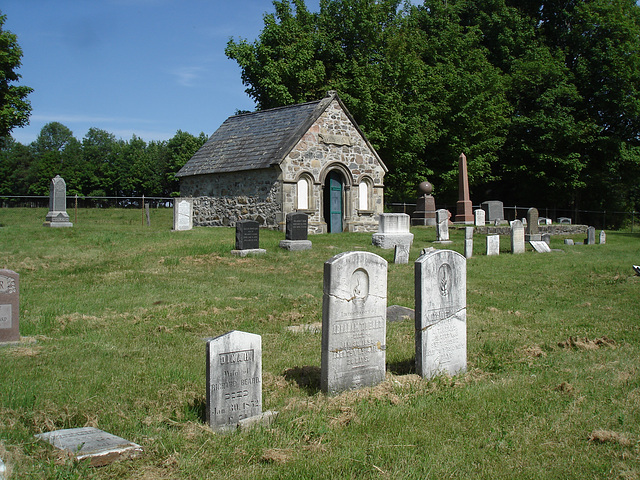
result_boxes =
[415,249,466,379]
[173,198,193,231]
[510,220,525,254]
[206,330,262,431]
[321,251,387,394]
[474,209,485,227]
[486,235,500,256]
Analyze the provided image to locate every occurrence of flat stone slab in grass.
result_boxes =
[231,248,266,257]
[286,322,322,333]
[530,240,551,253]
[35,427,143,467]
[279,240,312,251]
[386,305,415,322]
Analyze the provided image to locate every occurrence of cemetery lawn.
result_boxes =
[1,207,640,479]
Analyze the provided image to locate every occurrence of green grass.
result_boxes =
[1,208,639,479]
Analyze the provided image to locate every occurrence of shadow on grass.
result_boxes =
[188,396,207,424]
[387,358,416,375]
[283,365,321,395]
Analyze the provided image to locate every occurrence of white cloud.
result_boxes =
[171,66,206,88]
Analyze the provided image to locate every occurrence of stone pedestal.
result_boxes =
[412,181,437,226]
[372,213,414,249]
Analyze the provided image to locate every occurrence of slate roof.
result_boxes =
[176,95,336,178]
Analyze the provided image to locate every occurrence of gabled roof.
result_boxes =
[176,92,386,178]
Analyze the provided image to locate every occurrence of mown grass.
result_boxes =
[0,208,639,479]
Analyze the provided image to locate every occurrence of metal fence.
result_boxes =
[0,195,175,209]
[388,202,639,231]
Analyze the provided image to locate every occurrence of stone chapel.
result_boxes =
[176,91,386,233]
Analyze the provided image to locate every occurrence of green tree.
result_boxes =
[0,12,32,139]
[165,130,208,196]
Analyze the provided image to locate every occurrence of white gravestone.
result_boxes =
[510,220,525,254]
[321,251,387,394]
[530,240,551,253]
[173,198,193,231]
[486,234,500,256]
[415,249,466,379]
[371,213,413,249]
[434,209,452,243]
[464,227,473,259]
[394,243,410,264]
[206,330,262,432]
[599,230,606,244]
[35,427,143,467]
[474,209,485,227]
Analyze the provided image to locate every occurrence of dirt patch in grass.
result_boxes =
[517,344,547,360]
[588,429,634,447]
[261,448,294,464]
[558,336,616,350]
[555,382,574,393]
[4,345,43,357]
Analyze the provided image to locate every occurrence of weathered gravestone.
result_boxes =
[0,270,19,343]
[530,240,551,253]
[173,198,193,231]
[510,220,525,254]
[394,243,410,264]
[541,233,551,246]
[525,208,540,241]
[232,220,265,256]
[481,201,504,223]
[321,251,387,394]
[35,427,143,467]
[415,249,466,379]
[206,330,262,432]
[371,213,413,249]
[564,239,575,246]
[464,227,473,259]
[280,213,312,251]
[486,235,500,256]
[474,209,485,227]
[585,226,596,245]
[599,230,606,244]
[43,175,73,228]
[434,209,452,243]
[558,217,572,225]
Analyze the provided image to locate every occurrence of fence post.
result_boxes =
[74,194,78,224]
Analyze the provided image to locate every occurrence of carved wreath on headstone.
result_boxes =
[0,276,16,294]
[438,264,452,297]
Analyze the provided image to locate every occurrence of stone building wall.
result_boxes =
[180,168,282,228]
[280,99,385,233]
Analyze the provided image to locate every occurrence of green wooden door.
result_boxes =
[328,171,343,233]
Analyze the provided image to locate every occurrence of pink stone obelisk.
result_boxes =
[455,153,474,224]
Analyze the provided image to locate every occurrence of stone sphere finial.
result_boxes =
[418,181,433,196]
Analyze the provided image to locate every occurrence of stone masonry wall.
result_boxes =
[179,169,282,228]
[280,99,385,233]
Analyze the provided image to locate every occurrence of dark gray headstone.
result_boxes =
[236,220,260,250]
[526,208,539,236]
[35,427,143,467]
[480,201,504,222]
[0,270,19,343]
[586,226,596,245]
[415,249,466,379]
[321,251,387,394]
[286,213,308,241]
[206,330,262,432]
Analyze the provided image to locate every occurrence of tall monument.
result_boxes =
[43,175,73,228]
[455,153,474,224]
[411,181,437,226]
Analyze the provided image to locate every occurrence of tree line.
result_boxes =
[226,0,640,213]
[0,122,207,199]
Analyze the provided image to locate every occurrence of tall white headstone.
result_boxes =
[435,209,451,243]
[321,251,387,394]
[486,235,500,256]
[415,249,466,379]
[464,227,473,259]
[474,209,485,227]
[206,330,262,432]
[173,198,193,231]
[510,220,525,254]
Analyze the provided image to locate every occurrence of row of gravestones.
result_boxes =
[207,247,467,431]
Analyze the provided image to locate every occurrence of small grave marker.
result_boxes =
[280,213,312,251]
[206,330,262,432]
[43,175,72,228]
[415,249,466,379]
[0,270,19,343]
[464,227,473,259]
[232,220,265,256]
[434,209,452,243]
[486,235,500,256]
[474,209,485,227]
[510,220,525,254]
[599,230,606,244]
[173,198,193,231]
[35,427,142,467]
[321,251,387,394]
[393,243,410,264]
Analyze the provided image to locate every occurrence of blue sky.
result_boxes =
[2,0,321,145]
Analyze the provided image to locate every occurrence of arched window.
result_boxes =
[297,177,309,210]
[358,180,369,211]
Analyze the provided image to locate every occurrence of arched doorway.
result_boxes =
[324,170,343,233]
